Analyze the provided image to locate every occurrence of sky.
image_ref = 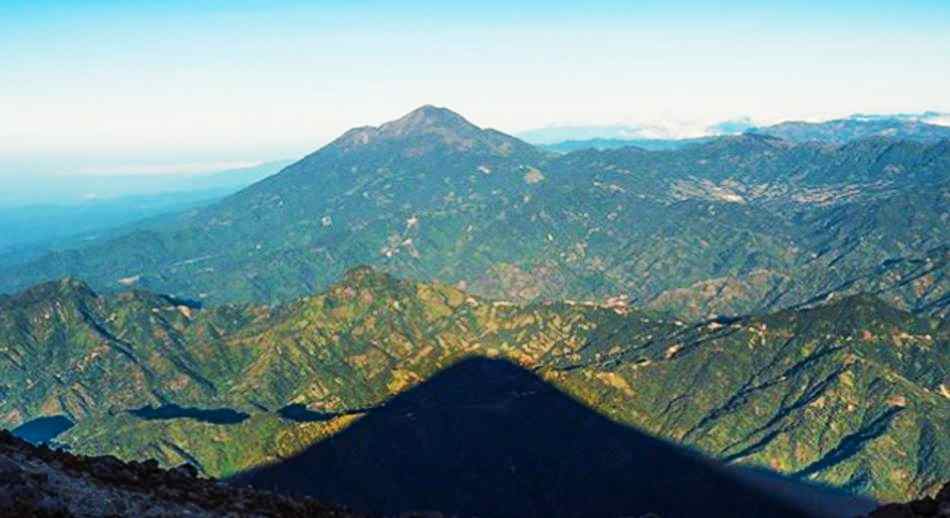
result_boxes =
[2,0,949,177]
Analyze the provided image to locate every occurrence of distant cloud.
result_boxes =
[923,114,950,127]
[847,111,950,125]
[515,124,648,144]
[706,117,756,135]
[516,117,757,143]
[517,111,950,144]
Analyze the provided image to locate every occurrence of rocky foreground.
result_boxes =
[0,430,355,517]
[2,426,948,517]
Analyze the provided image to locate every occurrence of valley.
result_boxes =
[1,108,946,323]
[4,3,948,515]
[1,268,946,504]
[0,107,946,515]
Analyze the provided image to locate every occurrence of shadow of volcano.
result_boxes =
[232,357,870,518]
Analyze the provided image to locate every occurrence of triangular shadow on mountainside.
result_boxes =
[231,357,875,518]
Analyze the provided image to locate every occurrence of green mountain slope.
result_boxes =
[1,270,946,502]
[1,108,947,322]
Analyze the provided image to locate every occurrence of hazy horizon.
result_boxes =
[3,0,949,178]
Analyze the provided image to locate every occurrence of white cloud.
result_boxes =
[924,114,950,127]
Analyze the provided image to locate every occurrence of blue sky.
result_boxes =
[2,0,949,176]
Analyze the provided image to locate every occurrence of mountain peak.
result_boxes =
[339,265,397,288]
[327,105,526,156]
[378,105,475,137]
[7,277,97,307]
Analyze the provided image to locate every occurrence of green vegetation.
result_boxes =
[0,107,945,505]
[1,269,946,502]
[0,108,946,322]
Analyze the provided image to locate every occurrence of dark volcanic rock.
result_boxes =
[0,429,355,517]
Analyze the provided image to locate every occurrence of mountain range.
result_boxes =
[0,269,946,506]
[0,105,947,514]
[0,106,946,323]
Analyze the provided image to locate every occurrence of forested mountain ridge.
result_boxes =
[1,107,946,323]
[1,269,946,502]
